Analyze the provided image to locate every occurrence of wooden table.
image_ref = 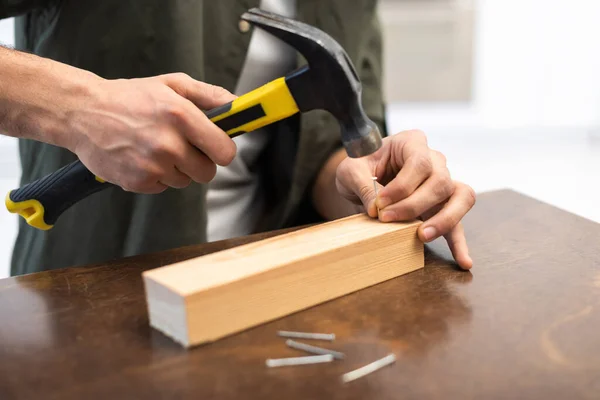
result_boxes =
[0,189,599,399]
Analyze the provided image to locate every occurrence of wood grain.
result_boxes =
[1,189,599,400]
[142,214,423,347]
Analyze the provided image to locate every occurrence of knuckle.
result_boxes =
[137,175,160,191]
[405,201,422,219]
[406,129,427,142]
[207,83,223,98]
[188,154,216,183]
[431,149,447,165]
[402,202,420,219]
[215,141,237,166]
[443,214,461,231]
[407,128,426,137]
[129,163,162,191]
[175,177,192,189]
[464,184,477,207]
[432,212,459,235]
[141,185,164,194]
[433,176,455,199]
[171,72,191,82]
[411,154,433,174]
[164,102,189,124]
[223,142,237,164]
[335,160,349,178]
[391,181,411,199]
[159,73,191,98]
[204,82,232,101]
[119,181,135,192]
[122,178,148,193]
[194,162,217,183]
[205,164,218,181]
[150,138,178,159]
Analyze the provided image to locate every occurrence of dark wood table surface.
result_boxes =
[0,189,599,399]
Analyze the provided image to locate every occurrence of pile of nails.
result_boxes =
[266,330,396,383]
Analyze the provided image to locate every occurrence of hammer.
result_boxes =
[6,8,383,230]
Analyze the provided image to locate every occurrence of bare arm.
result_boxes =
[0,45,237,193]
[0,45,92,148]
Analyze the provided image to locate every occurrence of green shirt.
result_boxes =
[0,0,386,275]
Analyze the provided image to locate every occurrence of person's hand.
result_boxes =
[64,73,237,193]
[335,130,476,270]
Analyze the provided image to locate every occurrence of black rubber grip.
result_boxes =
[9,160,110,226]
[206,101,266,133]
[205,101,233,120]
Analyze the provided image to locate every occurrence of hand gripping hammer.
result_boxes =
[6,7,383,230]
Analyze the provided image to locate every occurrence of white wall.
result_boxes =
[477,0,600,129]
[388,0,600,134]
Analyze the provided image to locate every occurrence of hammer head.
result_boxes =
[241,8,383,158]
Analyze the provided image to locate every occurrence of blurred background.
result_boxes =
[0,0,599,277]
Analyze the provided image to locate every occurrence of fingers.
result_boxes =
[376,131,432,209]
[124,133,216,191]
[158,166,192,189]
[160,73,237,109]
[442,223,473,270]
[362,179,383,218]
[168,98,237,167]
[120,172,169,194]
[160,73,237,166]
[137,183,169,194]
[417,181,476,242]
[416,181,475,270]
[175,145,218,184]
[341,128,474,270]
[335,158,380,218]
[377,152,453,222]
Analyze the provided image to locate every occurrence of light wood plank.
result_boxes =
[142,214,424,347]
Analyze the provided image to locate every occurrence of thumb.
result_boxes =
[336,161,381,218]
[160,73,237,110]
[364,177,383,218]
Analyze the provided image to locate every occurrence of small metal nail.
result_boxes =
[372,176,380,215]
[277,330,335,341]
[341,353,397,383]
[266,354,334,368]
[286,339,345,360]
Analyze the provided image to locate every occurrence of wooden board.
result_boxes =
[142,214,424,347]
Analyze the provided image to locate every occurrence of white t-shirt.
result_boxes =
[206,0,297,242]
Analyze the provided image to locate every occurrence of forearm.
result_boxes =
[311,147,363,220]
[0,45,100,149]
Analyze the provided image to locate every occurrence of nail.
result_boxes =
[372,177,380,217]
[341,354,397,383]
[376,196,392,209]
[422,226,437,241]
[277,331,335,341]
[266,354,334,368]
[285,339,345,360]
